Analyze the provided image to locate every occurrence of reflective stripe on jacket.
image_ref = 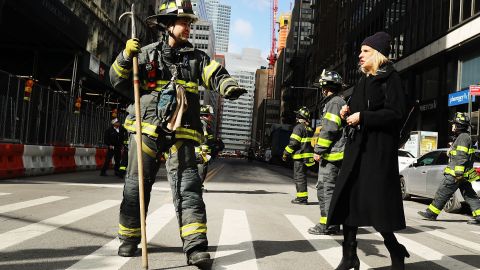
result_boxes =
[444,133,478,182]
[284,122,314,165]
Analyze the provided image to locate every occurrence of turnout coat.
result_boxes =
[327,63,407,232]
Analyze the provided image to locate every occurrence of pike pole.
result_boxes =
[119,4,148,269]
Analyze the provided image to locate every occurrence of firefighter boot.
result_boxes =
[335,241,360,270]
[291,197,308,205]
[384,241,410,270]
[118,240,138,257]
[417,209,438,221]
[467,216,480,225]
[308,223,326,235]
[187,250,211,268]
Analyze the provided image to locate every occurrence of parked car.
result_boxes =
[398,149,416,172]
[400,148,480,213]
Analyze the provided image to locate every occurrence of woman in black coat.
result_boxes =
[327,32,409,270]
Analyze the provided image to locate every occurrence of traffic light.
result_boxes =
[74,97,82,114]
[112,108,118,118]
[23,79,34,102]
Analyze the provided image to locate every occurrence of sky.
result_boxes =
[222,0,292,59]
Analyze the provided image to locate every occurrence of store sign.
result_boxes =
[419,100,437,112]
[470,85,480,96]
[448,89,475,106]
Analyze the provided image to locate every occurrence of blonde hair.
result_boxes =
[360,49,389,76]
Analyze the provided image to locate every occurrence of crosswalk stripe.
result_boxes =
[0,192,11,196]
[423,229,480,253]
[66,204,176,270]
[286,215,372,269]
[371,231,479,270]
[0,200,120,251]
[213,209,258,270]
[60,183,170,192]
[0,196,68,214]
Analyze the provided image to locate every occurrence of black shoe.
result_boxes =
[118,241,138,257]
[467,218,480,225]
[100,171,107,176]
[291,197,308,205]
[335,241,360,270]
[417,210,437,221]
[308,223,326,235]
[326,225,341,235]
[187,250,211,268]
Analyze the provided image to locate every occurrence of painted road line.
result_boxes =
[66,203,176,270]
[213,209,258,270]
[0,196,68,214]
[0,193,11,196]
[286,215,372,269]
[60,182,170,192]
[0,200,120,251]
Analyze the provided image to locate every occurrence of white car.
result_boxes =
[398,149,416,172]
[400,148,480,212]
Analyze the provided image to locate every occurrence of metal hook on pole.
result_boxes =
[119,4,149,269]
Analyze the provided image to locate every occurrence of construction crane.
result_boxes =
[267,0,278,68]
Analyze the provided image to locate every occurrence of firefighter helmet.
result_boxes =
[295,106,311,120]
[316,69,343,90]
[146,0,198,27]
[450,112,471,127]
[200,105,213,116]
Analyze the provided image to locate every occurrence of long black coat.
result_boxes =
[327,63,407,232]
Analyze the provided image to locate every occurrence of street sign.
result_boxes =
[470,85,480,96]
[448,89,475,106]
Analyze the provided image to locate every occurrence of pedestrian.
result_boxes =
[327,31,410,270]
[418,112,480,224]
[196,105,215,185]
[100,118,127,177]
[109,0,246,267]
[283,106,315,205]
[308,70,345,235]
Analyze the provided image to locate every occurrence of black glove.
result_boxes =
[224,86,247,100]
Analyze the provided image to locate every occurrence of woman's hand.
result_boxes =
[346,112,360,126]
[340,105,350,120]
[314,154,321,162]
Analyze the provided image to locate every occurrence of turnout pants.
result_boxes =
[293,160,308,199]
[317,160,341,225]
[429,174,480,217]
[197,162,208,185]
[118,136,208,254]
[102,147,121,173]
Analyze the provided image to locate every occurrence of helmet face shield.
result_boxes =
[146,0,198,28]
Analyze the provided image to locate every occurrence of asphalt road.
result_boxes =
[1,158,480,270]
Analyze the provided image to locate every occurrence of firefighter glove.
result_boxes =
[224,86,247,100]
[282,153,288,162]
[125,38,141,58]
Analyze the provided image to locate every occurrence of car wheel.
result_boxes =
[444,193,462,213]
[400,176,410,200]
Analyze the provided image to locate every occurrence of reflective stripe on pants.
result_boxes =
[293,160,308,198]
[430,174,480,216]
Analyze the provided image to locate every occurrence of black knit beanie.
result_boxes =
[361,31,391,57]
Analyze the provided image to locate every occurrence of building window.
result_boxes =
[463,0,473,20]
[460,53,480,89]
[450,0,461,27]
[476,0,480,13]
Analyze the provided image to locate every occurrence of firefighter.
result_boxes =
[418,112,480,224]
[109,0,246,266]
[100,118,125,177]
[117,130,129,178]
[308,70,345,235]
[196,105,215,185]
[283,106,315,204]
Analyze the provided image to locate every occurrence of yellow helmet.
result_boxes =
[146,0,198,28]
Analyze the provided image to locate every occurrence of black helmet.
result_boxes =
[315,69,343,91]
[450,112,471,127]
[146,0,198,28]
[295,106,311,120]
[200,105,212,116]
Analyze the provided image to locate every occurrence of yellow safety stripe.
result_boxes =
[428,204,441,215]
[292,152,314,159]
[143,80,199,94]
[456,146,469,153]
[220,77,237,95]
[316,137,332,147]
[324,112,341,127]
[112,60,131,79]
[160,2,177,10]
[285,146,294,154]
[322,152,344,161]
[180,222,207,238]
[473,209,480,217]
[202,60,220,88]
[306,161,315,167]
[449,150,457,156]
[444,167,457,176]
[469,175,480,183]
[319,217,327,225]
[124,119,159,138]
[119,166,126,171]
[469,148,476,154]
[118,224,141,237]
[142,141,157,158]
[175,127,203,144]
[455,165,465,173]
[170,141,184,155]
[296,192,308,198]
[290,133,302,142]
